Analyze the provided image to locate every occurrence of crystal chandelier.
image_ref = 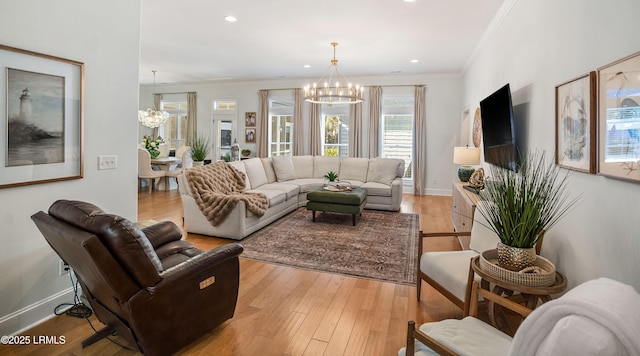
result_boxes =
[304,42,364,105]
[138,70,169,128]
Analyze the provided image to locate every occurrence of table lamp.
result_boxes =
[453,146,480,182]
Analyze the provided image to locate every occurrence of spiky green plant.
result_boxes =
[189,134,210,162]
[324,171,339,182]
[476,151,580,248]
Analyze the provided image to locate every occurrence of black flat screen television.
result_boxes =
[480,83,518,171]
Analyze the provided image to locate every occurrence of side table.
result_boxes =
[470,255,567,328]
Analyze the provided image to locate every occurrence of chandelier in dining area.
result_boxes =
[138,70,170,128]
[304,42,364,105]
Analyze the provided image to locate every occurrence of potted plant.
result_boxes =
[189,134,210,165]
[324,171,339,182]
[142,135,164,159]
[476,151,579,271]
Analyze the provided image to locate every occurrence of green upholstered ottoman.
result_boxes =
[306,187,367,226]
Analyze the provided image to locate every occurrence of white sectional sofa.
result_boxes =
[178,155,405,240]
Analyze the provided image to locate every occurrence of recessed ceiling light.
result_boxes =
[224,16,237,22]
[304,64,311,68]
[410,59,419,63]
[404,0,416,2]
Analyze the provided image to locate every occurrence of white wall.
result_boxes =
[464,0,640,291]
[0,1,141,335]
[139,73,463,195]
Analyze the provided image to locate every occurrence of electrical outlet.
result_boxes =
[59,260,69,276]
[98,155,117,170]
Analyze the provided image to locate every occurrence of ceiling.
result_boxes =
[139,0,506,85]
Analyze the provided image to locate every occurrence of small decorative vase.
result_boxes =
[149,150,160,159]
[192,161,204,166]
[496,242,536,272]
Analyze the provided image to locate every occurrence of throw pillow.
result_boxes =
[367,158,402,186]
[313,156,341,178]
[339,158,369,182]
[261,157,277,183]
[243,158,269,188]
[272,155,297,182]
[292,155,313,178]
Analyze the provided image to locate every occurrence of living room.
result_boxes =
[1,0,639,354]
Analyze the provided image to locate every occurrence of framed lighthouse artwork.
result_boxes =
[1,45,84,189]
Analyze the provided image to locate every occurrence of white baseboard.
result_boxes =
[0,287,74,336]
[425,188,452,196]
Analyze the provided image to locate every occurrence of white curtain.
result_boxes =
[257,90,270,157]
[413,85,426,195]
[349,102,362,157]
[368,86,381,158]
[310,103,321,156]
[293,89,304,155]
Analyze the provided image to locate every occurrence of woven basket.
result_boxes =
[480,249,556,287]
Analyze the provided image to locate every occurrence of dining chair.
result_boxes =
[165,149,193,188]
[158,144,170,158]
[138,148,166,192]
[175,145,190,168]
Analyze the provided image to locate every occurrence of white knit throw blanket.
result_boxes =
[510,277,640,356]
[185,162,268,226]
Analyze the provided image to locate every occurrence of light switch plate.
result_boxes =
[98,155,117,170]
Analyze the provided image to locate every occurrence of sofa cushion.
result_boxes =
[272,155,297,182]
[313,156,341,179]
[260,182,300,200]
[227,161,251,190]
[247,189,286,207]
[367,157,403,186]
[292,155,314,178]
[361,181,392,197]
[243,158,268,188]
[340,157,369,182]
[288,178,325,193]
[261,157,277,183]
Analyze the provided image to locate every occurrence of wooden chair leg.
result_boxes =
[407,320,416,355]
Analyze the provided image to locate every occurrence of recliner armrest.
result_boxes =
[143,221,184,248]
[160,243,244,280]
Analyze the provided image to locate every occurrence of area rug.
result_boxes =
[240,208,420,285]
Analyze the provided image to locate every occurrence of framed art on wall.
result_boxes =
[555,71,597,173]
[245,128,256,143]
[245,112,256,127]
[1,45,84,189]
[597,51,640,183]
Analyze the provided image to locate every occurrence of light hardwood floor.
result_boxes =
[6,191,465,356]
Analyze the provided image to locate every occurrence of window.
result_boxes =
[159,101,188,150]
[321,105,349,156]
[268,99,294,156]
[381,97,414,179]
[213,99,237,161]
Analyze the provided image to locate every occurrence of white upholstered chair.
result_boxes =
[138,148,166,192]
[175,145,190,168]
[165,149,193,187]
[158,143,170,158]
[418,212,500,313]
[401,277,640,356]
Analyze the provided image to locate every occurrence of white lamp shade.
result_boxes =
[453,147,481,165]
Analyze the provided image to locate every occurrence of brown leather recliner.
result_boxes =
[31,199,243,356]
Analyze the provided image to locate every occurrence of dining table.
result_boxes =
[150,156,182,190]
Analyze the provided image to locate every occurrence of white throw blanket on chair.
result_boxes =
[510,277,640,356]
